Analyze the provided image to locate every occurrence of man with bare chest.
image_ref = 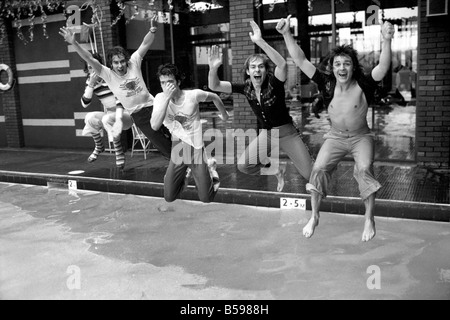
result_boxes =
[327,73,369,133]
[277,15,394,242]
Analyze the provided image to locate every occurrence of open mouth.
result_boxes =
[253,75,262,81]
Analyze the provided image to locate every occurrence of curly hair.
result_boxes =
[106,46,130,69]
[156,63,186,83]
[327,44,363,79]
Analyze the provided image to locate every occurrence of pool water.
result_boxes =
[1,182,449,300]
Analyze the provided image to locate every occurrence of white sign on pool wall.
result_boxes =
[280,197,306,210]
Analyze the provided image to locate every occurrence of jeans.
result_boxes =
[237,123,313,180]
[131,107,172,160]
[306,127,381,200]
[164,142,216,203]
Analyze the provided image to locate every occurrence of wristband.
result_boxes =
[84,85,94,99]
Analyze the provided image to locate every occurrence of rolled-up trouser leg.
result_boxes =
[350,135,382,200]
[306,137,348,198]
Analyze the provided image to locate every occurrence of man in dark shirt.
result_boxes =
[278,15,394,242]
[208,20,313,192]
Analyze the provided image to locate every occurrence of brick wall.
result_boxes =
[229,0,257,131]
[94,0,119,57]
[0,18,24,148]
[417,0,450,168]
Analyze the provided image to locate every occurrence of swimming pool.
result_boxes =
[1,182,449,300]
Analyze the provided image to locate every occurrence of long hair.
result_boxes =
[156,63,186,83]
[326,44,363,79]
[242,53,274,82]
[106,46,130,69]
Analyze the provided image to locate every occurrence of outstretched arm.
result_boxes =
[208,45,232,93]
[372,21,394,81]
[136,26,157,58]
[249,20,287,81]
[276,15,316,79]
[59,27,102,75]
[203,91,229,122]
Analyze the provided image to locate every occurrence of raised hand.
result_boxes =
[88,71,100,86]
[276,15,292,35]
[249,20,263,44]
[59,27,75,44]
[163,82,177,100]
[208,45,223,70]
[381,21,395,40]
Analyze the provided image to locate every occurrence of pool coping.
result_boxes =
[1,169,449,223]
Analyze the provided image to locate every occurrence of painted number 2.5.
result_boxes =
[280,197,306,210]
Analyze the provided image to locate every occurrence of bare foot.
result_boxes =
[303,216,319,238]
[362,219,376,242]
[275,162,287,192]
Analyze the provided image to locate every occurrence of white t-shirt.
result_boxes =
[100,51,154,114]
[157,89,208,149]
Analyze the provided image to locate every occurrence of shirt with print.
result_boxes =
[231,73,292,129]
[158,89,207,149]
[100,51,154,114]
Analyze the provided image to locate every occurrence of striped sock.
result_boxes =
[113,138,125,169]
[88,133,105,162]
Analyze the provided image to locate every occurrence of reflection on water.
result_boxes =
[291,103,416,161]
[199,102,416,162]
[370,105,416,137]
